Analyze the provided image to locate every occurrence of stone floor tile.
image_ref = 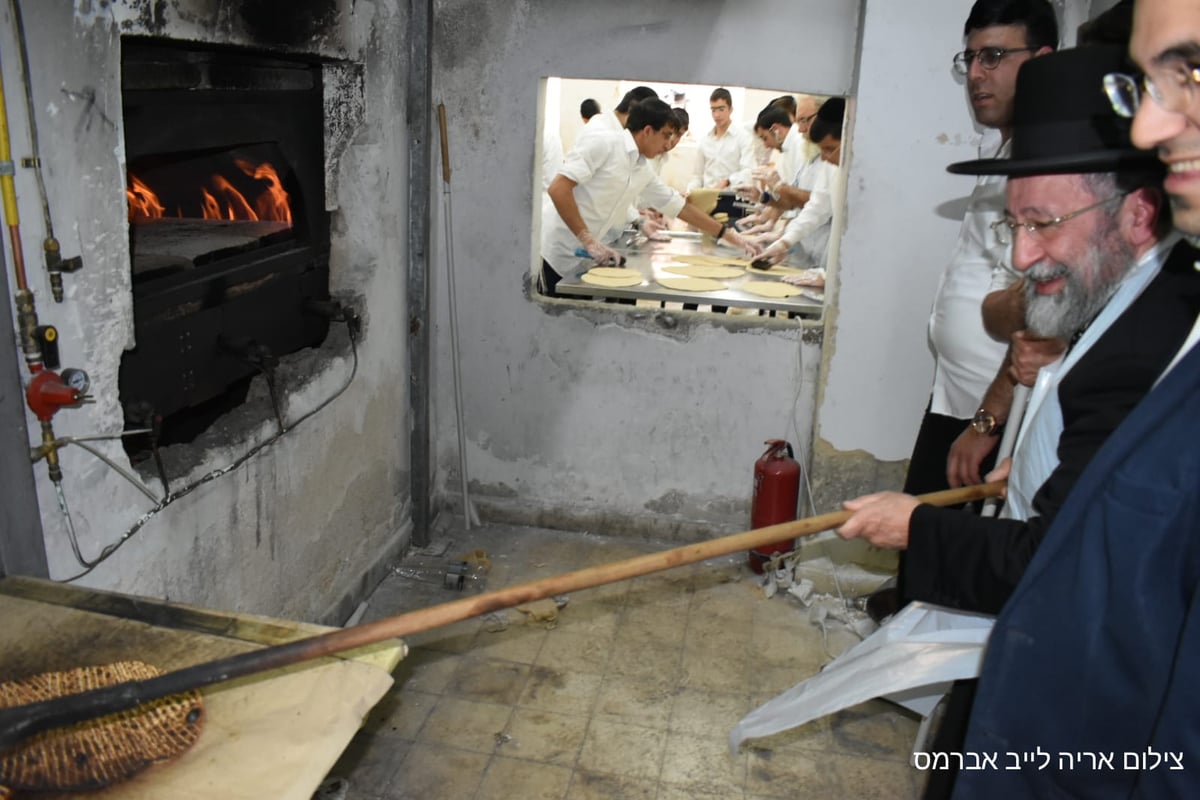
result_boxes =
[518,663,604,713]
[418,696,513,753]
[593,672,676,730]
[361,687,437,740]
[503,706,590,766]
[668,686,754,740]
[658,730,747,795]
[444,655,532,706]
[576,718,667,781]
[476,756,573,800]
[564,769,658,800]
[391,742,489,798]
[535,628,612,675]
[389,646,463,694]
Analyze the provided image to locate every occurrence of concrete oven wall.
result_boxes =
[0,0,410,622]
[427,0,858,541]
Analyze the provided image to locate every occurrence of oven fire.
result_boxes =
[127,161,293,225]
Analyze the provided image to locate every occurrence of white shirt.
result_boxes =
[542,127,563,190]
[927,139,1015,419]
[771,125,806,198]
[776,157,835,269]
[542,129,685,274]
[575,111,622,147]
[687,124,755,192]
[1004,234,1178,520]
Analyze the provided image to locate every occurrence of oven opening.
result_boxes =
[128,142,300,279]
[118,38,332,463]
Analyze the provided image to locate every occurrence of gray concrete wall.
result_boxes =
[427,0,858,539]
[0,0,411,621]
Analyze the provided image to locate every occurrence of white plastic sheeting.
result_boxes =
[729,602,994,752]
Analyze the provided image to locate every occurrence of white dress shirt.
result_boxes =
[776,157,835,269]
[927,138,1015,419]
[542,129,685,274]
[687,124,755,192]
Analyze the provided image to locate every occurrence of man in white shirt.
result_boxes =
[752,105,805,199]
[576,85,657,143]
[755,98,843,269]
[540,99,760,296]
[686,88,755,192]
[902,0,1059,498]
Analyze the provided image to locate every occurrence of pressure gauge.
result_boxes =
[60,368,91,396]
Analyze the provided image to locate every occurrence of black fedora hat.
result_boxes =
[947,45,1160,176]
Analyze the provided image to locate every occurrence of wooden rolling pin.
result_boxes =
[0,480,1003,749]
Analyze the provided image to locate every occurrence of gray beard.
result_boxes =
[1023,232,1133,341]
[1024,272,1119,340]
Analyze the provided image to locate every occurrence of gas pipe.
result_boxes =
[748,439,801,573]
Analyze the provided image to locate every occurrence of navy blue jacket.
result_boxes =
[954,339,1200,798]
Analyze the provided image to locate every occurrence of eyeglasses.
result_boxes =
[952,46,1039,75]
[796,112,818,126]
[990,193,1129,247]
[1103,63,1200,118]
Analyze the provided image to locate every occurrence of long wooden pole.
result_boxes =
[0,481,1002,749]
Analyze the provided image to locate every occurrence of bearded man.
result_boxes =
[834,47,1194,616]
[832,45,1200,799]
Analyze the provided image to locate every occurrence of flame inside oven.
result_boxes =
[127,159,292,225]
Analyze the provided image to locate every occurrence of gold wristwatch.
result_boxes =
[971,407,1000,436]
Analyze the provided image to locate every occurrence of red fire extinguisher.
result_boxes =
[749,439,801,574]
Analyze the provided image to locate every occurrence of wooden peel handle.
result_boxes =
[0,481,1003,749]
[437,103,450,184]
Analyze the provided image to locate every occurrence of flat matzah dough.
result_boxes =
[582,271,643,287]
[747,264,803,276]
[672,255,745,267]
[587,267,638,278]
[741,281,806,298]
[664,264,744,279]
[657,276,726,292]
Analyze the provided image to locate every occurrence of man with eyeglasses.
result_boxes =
[902,0,1059,506]
[857,0,1058,625]
[951,3,1200,796]
[837,44,1200,798]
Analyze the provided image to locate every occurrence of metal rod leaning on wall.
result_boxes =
[0,480,1004,749]
[437,103,477,528]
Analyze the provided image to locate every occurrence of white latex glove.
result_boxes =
[733,183,762,202]
[641,217,672,242]
[741,221,779,238]
[751,166,783,192]
[724,228,763,258]
[760,240,789,266]
[579,232,622,265]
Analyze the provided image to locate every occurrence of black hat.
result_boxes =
[947,45,1160,176]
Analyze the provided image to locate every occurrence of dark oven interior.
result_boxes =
[119,38,332,455]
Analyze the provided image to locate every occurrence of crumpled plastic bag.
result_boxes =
[729,602,994,752]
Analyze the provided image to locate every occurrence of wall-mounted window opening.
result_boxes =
[536,78,844,319]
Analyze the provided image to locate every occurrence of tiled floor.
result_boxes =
[326,522,923,799]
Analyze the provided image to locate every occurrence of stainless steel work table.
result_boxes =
[553,233,825,317]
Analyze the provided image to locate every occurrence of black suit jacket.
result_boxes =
[903,239,1200,615]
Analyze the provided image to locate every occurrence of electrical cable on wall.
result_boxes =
[53,319,361,582]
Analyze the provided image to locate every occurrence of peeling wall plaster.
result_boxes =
[3,0,410,621]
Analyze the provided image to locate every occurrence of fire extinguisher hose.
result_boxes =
[0,480,1003,749]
